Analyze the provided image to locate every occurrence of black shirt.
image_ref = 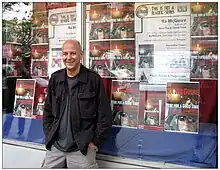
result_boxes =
[54,76,79,152]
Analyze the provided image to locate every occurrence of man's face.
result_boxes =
[62,42,82,71]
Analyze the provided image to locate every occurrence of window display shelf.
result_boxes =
[31,58,48,62]
[31,76,48,78]
[89,38,135,42]
[31,43,49,46]
[191,13,217,17]
[191,35,218,39]
[90,57,135,60]
[6,42,22,46]
[32,26,48,30]
[7,59,22,62]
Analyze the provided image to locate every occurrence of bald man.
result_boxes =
[42,40,112,168]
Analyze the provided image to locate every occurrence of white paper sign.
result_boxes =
[135,3,191,87]
[48,7,77,77]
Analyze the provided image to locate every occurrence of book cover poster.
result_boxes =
[14,99,33,117]
[90,59,111,78]
[191,39,217,79]
[5,21,23,44]
[191,16,217,37]
[138,89,166,130]
[110,59,135,79]
[31,61,48,77]
[164,82,200,133]
[111,80,140,128]
[14,79,36,118]
[33,85,48,119]
[6,61,22,77]
[191,2,217,37]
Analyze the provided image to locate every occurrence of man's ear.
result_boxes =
[79,51,84,60]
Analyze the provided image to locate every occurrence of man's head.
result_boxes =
[62,40,83,72]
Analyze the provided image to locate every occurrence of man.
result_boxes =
[42,40,112,168]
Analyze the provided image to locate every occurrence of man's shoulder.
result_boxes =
[50,69,65,79]
[83,65,100,78]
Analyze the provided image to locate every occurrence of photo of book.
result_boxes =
[164,82,200,133]
[138,44,154,68]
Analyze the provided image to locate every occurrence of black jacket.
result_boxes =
[43,64,112,155]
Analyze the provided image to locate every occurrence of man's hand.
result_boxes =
[88,142,98,152]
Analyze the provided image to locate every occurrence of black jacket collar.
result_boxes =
[56,64,87,84]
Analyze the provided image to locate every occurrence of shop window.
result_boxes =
[2,2,218,168]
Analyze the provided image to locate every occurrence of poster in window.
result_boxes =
[135,3,191,86]
[89,3,111,23]
[33,86,47,119]
[48,50,64,77]
[6,61,22,77]
[164,82,200,133]
[190,2,217,79]
[14,99,34,118]
[14,79,36,118]
[5,44,22,62]
[138,87,166,130]
[111,80,140,128]
[90,23,111,40]
[191,2,217,37]
[90,59,111,78]
[110,59,135,79]
[111,21,135,39]
[32,10,49,45]
[191,38,217,79]
[31,61,48,77]
[31,46,48,77]
[89,41,111,77]
[5,21,23,44]
[109,41,135,79]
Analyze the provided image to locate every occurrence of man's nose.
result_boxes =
[67,53,72,58]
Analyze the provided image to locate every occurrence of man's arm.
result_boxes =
[43,76,54,137]
[92,76,112,149]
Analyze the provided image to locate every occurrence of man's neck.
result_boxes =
[66,64,81,78]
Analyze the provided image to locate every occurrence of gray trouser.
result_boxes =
[42,145,99,168]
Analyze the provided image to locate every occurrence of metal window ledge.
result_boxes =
[3,139,196,169]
